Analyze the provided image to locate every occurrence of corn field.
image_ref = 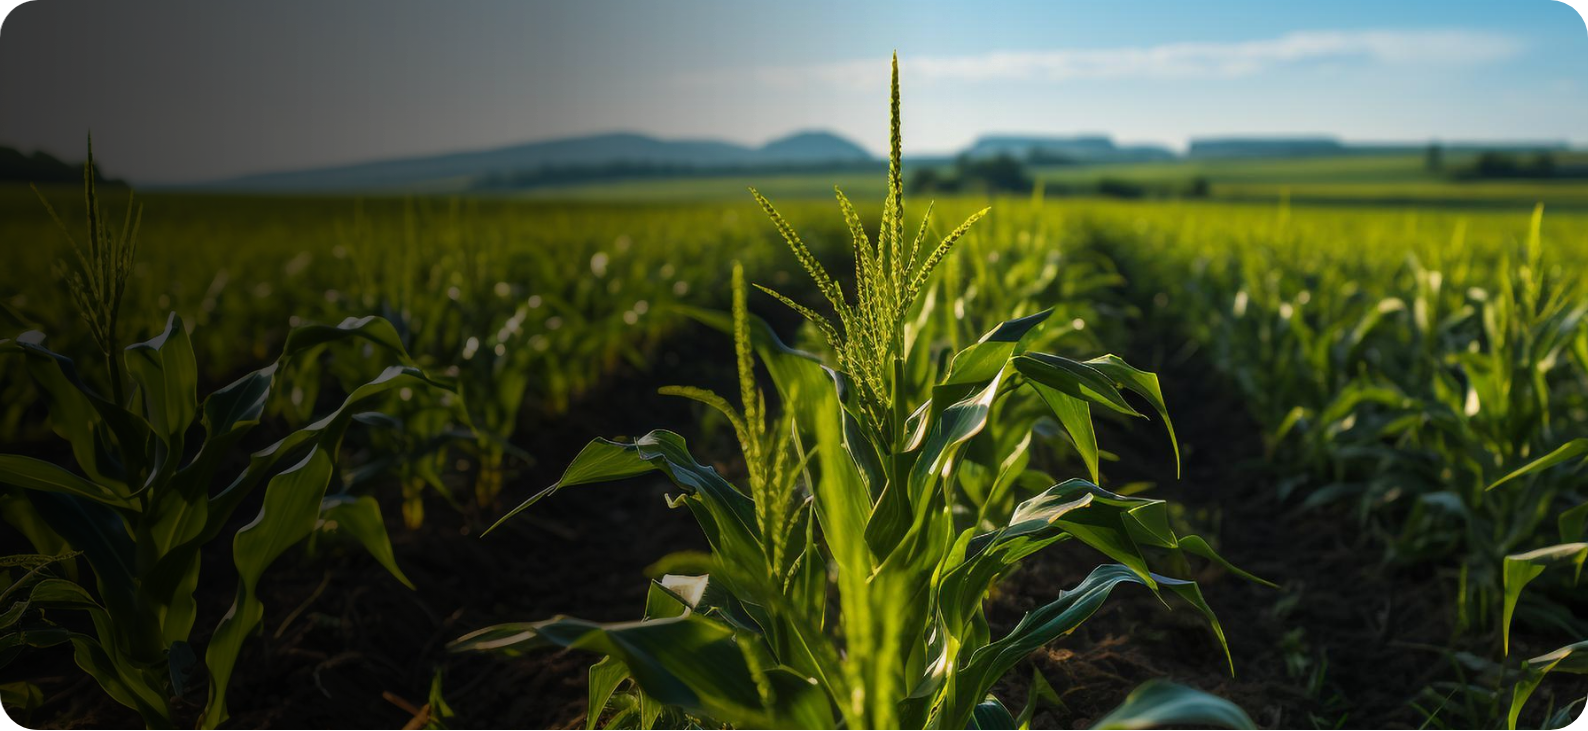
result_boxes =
[2,61,1587,731]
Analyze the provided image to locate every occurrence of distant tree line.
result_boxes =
[1424,144,1586,181]
[909,155,1033,194]
[0,145,121,185]
[1464,151,1559,179]
[1080,176,1211,199]
[910,154,1210,199]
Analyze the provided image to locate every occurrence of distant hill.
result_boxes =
[1,145,121,186]
[755,131,871,163]
[1189,136,1571,159]
[964,135,1175,163]
[200,130,873,191]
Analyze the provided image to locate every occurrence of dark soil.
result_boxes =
[10,316,1588,730]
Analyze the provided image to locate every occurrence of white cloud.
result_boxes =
[679,29,1523,90]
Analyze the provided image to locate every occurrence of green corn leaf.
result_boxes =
[0,455,132,508]
[588,656,630,730]
[946,564,1150,730]
[1090,679,1255,729]
[204,447,337,729]
[1037,481,1160,587]
[164,365,276,517]
[1178,535,1276,588]
[943,310,1053,386]
[1501,543,1588,655]
[970,695,1018,729]
[914,314,1055,455]
[124,312,198,444]
[1314,381,1407,427]
[1507,640,1588,730]
[911,370,1009,498]
[278,315,416,366]
[201,365,275,444]
[25,577,103,611]
[884,369,1009,560]
[1029,384,1099,483]
[0,681,42,722]
[6,335,152,487]
[1,338,118,486]
[0,601,29,630]
[645,574,710,619]
[485,431,770,607]
[136,367,281,625]
[427,668,457,729]
[1084,355,1180,478]
[1154,575,1234,674]
[1016,668,1062,729]
[1013,353,1143,418]
[127,365,288,653]
[20,493,139,631]
[487,430,757,546]
[206,365,452,541]
[644,551,717,579]
[938,485,1093,637]
[969,430,1036,528]
[1488,438,1588,491]
[18,578,171,724]
[451,610,831,729]
[318,494,414,589]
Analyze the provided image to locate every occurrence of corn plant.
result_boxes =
[1482,436,1588,729]
[1387,211,1586,632]
[453,57,1261,730]
[329,198,693,524]
[1092,200,1588,727]
[0,152,451,728]
[913,197,1134,523]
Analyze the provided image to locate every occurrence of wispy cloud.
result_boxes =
[678,29,1523,90]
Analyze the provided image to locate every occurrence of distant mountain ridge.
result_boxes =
[186,129,1577,192]
[203,130,872,191]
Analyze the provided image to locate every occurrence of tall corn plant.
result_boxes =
[454,57,1262,729]
[0,148,449,728]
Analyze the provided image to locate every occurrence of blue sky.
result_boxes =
[1,0,1584,183]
